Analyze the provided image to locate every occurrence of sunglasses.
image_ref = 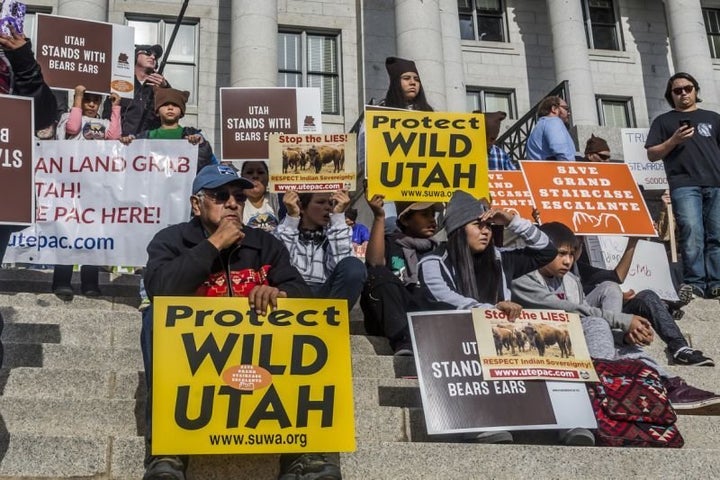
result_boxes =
[198,189,247,204]
[672,85,694,95]
[596,153,610,160]
[137,50,157,57]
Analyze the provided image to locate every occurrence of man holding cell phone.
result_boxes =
[646,72,720,303]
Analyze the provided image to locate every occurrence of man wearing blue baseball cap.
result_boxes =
[141,165,340,479]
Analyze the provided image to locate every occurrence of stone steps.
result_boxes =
[0,273,719,479]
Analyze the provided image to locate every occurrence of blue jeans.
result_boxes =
[308,257,367,308]
[671,186,720,293]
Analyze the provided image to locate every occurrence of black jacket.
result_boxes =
[4,41,57,131]
[145,216,310,299]
[104,77,163,136]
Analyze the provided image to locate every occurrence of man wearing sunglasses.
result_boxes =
[526,95,578,161]
[141,165,340,479]
[582,134,613,162]
[646,72,720,304]
[104,43,170,136]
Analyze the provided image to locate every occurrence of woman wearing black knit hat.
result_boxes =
[382,56,434,111]
[417,190,556,317]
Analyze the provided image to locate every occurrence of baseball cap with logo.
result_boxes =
[192,165,253,194]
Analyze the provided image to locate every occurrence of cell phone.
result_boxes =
[679,119,692,129]
[0,0,26,37]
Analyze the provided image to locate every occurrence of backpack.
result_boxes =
[587,358,684,448]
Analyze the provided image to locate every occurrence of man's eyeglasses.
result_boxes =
[672,85,694,95]
[558,104,570,113]
[197,189,247,204]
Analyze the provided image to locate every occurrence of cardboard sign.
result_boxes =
[4,140,196,266]
[0,94,33,225]
[521,160,656,236]
[35,14,135,97]
[584,236,680,302]
[472,309,598,382]
[268,133,357,192]
[365,110,487,202]
[408,310,596,435]
[220,87,322,162]
[621,128,667,190]
[488,171,533,218]
[151,297,355,455]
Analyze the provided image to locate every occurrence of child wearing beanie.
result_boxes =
[120,87,217,172]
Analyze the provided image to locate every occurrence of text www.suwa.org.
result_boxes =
[209,432,308,448]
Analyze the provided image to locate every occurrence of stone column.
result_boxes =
[230,0,278,87]
[57,0,107,21]
[546,0,597,125]
[394,0,447,110]
[439,0,466,111]
[665,0,719,111]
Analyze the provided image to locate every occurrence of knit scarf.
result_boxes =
[394,234,437,284]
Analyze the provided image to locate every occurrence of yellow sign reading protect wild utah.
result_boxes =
[365,109,488,202]
[151,297,355,455]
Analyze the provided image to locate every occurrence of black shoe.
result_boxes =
[392,339,414,357]
[278,453,341,480]
[53,285,74,302]
[82,286,101,297]
[143,457,186,480]
[673,347,715,367]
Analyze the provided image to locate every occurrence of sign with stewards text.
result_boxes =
[151,297,356,455]
[621,128,667,190]
[520,160,656,236]
[365,109,488,202]
[408,310,596,435]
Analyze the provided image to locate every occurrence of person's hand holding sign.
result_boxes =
[0,25,26,51]
[248,285,287,316]
[283,190,301,217]
[332,189,351,214]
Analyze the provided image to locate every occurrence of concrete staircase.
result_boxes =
[0,268,719,479]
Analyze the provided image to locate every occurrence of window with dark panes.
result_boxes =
[582,0,622,51]
[127,18,199,106]
[458,0,507,42]
[466,87,516,119]
[703,9,720,59]
[597,96,634,128]
[278,30,340,115]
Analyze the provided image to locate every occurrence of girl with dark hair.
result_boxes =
[240,160,282,231]
[382,56,434,111]
[418,190,556,316]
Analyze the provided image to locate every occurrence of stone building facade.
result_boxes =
[21,0,720,157]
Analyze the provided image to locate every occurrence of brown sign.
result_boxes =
[35,15,113,93]
[220,88,322,162]
[0,95,33,224]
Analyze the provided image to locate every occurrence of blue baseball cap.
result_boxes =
[192,165,253,194]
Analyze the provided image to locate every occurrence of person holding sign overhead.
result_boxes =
[274,189,366,308]
[142,164,342,480]
[105,43,169,137]
[645,72,720,304]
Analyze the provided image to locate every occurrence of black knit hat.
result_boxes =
[443,190,490,235]
[385,57,419,81]
[584,134,610,154]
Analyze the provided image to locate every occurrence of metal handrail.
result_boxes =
[495,80,572,161]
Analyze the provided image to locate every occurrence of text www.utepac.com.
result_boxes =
[209,433,308,448]
[8,233,115,250]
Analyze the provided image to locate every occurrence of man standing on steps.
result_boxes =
[526,95,577,161]
[646,72,720,304]
[104,44,170,136]
[141,164,342,479]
